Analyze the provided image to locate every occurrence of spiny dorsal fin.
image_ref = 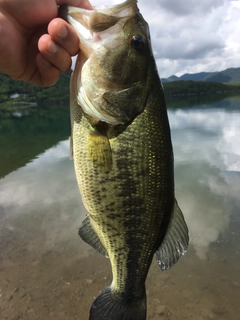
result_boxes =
[155,199,189,271]
[79,215,108,257]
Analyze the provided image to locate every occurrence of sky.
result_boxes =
[84,0,240,78]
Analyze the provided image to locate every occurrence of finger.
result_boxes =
[35,53,60,87]
[48,18,80,56]
[38,34,72,72]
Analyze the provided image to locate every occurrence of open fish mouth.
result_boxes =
[59,0,147,126]
[60,0,138,57]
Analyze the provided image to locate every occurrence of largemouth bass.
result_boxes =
[60,1,189,319]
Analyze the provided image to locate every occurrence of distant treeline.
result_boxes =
[1,71,240,110]
[163,80,240,97]
[162,67,240,83]
[0,71,71,107]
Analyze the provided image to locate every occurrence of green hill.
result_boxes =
[162,67,240,83]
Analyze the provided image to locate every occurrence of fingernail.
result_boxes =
[57,25,68,39]
[47,41,56,55]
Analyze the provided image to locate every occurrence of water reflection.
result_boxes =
[0,97,240,319]
[168,102,240,261]
[0,105,70,178]
[0,139,92,261]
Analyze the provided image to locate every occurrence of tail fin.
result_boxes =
[89,286,146,320]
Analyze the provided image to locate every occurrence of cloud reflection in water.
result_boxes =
[169,108,240,260]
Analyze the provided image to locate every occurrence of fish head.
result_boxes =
[61,0,158,125]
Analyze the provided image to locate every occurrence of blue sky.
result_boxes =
[85,0,240,78]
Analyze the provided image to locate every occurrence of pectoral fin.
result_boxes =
[79,215,108,257]
[155,199,189,270]
[88,129,112,172]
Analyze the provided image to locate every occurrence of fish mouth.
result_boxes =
[59,0,138,56]
[59,0,142,126]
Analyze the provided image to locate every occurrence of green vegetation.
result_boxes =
[1,67,240,111]
[0,71,71,111]
[165,94,240,110]
[228,82,240,86]
[163,80,240,97]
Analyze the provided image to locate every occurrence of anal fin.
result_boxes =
[155,199,189,271]
[79,215,108,257]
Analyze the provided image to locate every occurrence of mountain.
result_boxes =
[162,67,240,83]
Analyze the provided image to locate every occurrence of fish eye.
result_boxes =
[131,35,145,51]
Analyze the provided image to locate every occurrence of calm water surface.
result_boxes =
[0,96,240,320]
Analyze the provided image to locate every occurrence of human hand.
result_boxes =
[0,0,93,86]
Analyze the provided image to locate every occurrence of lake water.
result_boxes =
[0,95,240,320]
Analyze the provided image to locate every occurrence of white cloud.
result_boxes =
[84,0,240,77]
